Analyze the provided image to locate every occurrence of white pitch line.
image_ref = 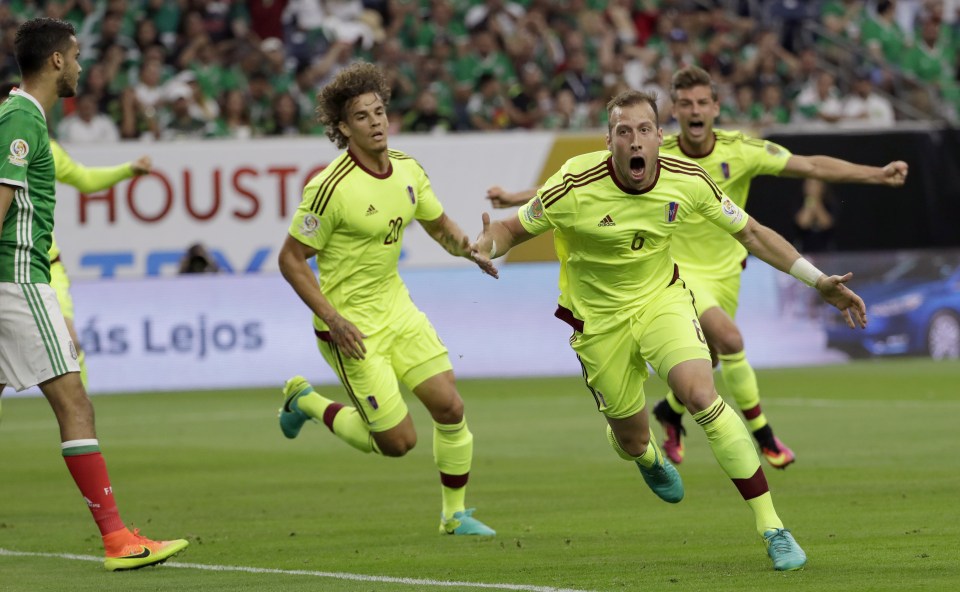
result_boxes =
[0,548,595,592]
[771,397,960,409]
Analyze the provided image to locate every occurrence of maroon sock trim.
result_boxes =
[440,472,469,489]
[742,404,762,420]
[322,402,345,432]
[732,466,769,500]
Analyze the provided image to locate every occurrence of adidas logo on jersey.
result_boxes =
[598,215,616,227]
[365,204,378,216]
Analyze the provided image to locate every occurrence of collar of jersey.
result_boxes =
[9,88,46,122]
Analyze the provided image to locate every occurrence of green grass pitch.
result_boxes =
[1,359,958,591]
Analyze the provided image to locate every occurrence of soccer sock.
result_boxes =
[77,349,89,391]
[294,389,380,454]
[62,440,126,536]
[693,398,783,535]
[434,418,472,518]
[665,390,687,415]
[718,351,768,432]
[606,424,662,469]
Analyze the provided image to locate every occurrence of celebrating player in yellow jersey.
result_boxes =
[653,66,906,468]
[277,63,496,536]
[471,90,868,570]
[485,66,907,470]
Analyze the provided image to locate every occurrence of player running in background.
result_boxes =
[277,62,496,536]
[485,66,907,469]
[0,82,151,393]
[471,90,868,570]
[0,17,187,571]
[651,65,905,468]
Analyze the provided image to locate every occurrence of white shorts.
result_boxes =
[0,282,80,391]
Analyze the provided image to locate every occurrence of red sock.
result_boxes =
[62,445,126,536]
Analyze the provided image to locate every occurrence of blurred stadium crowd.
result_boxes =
[1,0,958,142]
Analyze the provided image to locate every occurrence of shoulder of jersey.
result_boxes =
[304,152,357,215]
[658,153,708,174]
[538,151,611,209]
[715,128,764,148]
[661,132,680,149]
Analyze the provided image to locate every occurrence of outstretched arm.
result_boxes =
[468,212,536,279]
[781,154,908,186]
[733,218,867,329]
[277,234,368,359]
[486,186,538,208]
[55,144,153,193]
[420,212,497,276]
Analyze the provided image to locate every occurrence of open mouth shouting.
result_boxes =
[629,155,646,180]
[687,120,706,136]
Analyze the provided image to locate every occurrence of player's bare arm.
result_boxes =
[420,212,498,277]
[733,218,867,329]
[781,154,908,187]
[277,234,368,359]
[485,186,537,208]
[469,212,535,279]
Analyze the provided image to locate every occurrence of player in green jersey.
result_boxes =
[2,77,152,392]
[471,90,868,570]
[0,82,151,391]
[651,65,907,469]
[0,17,187,571]
[277,62,496,536]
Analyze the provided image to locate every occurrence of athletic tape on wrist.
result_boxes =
[789,257,824,288]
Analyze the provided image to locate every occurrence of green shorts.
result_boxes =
[681,269,741,319]
[569,282,710,419]
[317,309,451,432]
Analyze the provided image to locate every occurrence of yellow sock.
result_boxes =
[297,391,379,454]
[719,351,767,431]
[693,397,782,535]
[605,424,662,468]
[434,418,472,517]
[665,390,686,415]
[78,349,88,391]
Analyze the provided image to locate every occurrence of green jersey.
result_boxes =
[661,129,790,279]
[0,89,56,284]
[289,149,444,335]
[517,150,749,334]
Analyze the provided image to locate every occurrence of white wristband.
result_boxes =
[789,257,824,288]
[489,239,497,259]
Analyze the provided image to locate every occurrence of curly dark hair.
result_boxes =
[316,62,391,149]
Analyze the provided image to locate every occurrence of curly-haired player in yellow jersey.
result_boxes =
[472,89,868,570]
[277,63,496,536]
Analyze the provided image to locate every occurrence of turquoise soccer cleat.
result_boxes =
[764,528,807,571]
[637,457,685,503]
[278,375,314,439]
[439,508,496,536]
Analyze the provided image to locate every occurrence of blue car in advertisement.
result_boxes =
[824,251,960,359]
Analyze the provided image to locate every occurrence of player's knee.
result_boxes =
[616,430,651,458]
[379,433,417,457]
[711,328,744,355]
[681,387,718,414]
[429,395,464,425]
